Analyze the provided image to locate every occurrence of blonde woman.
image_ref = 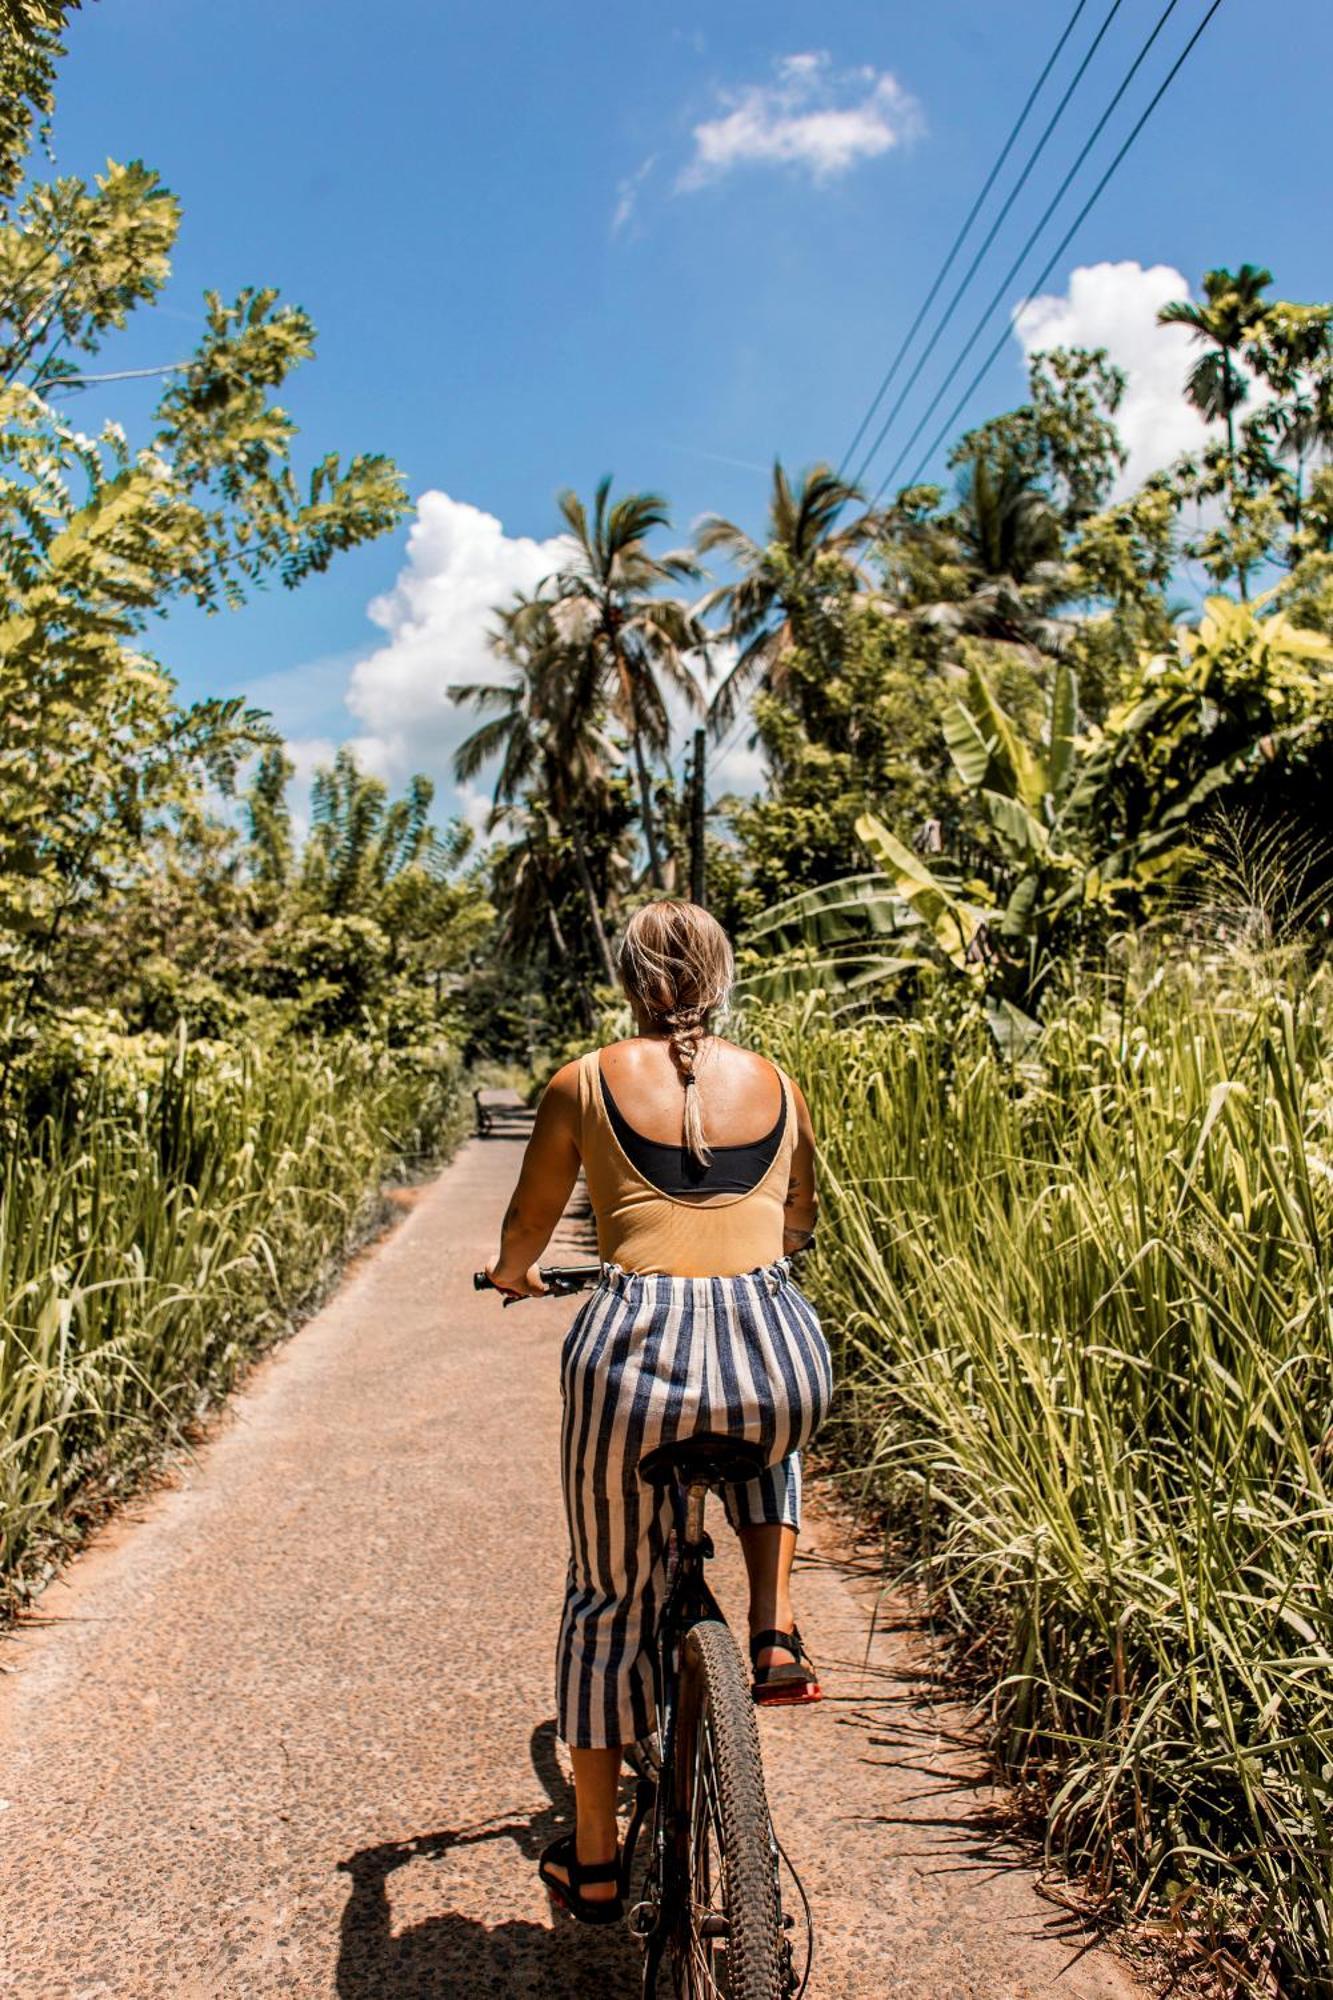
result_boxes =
[484,898,832,1924]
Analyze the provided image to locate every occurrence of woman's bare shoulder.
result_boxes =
[542,1057,586,1101]
[712,1038,790,1078]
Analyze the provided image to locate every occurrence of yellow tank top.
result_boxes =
[576,1049,797,1278]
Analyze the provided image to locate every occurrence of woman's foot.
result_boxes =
[748,1593,799,1671]
[748,1621,822,1704]
[540,1824,621,1907]
[751,1631,800,1672]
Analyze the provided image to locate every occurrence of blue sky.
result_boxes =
[48,0,1333,821]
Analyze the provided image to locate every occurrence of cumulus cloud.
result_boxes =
[342,490,570,796]
[677,50,922,192]
[1013,260,1216,495]
[263,490,767,848]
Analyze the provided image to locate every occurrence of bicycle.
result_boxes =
[476,1264,812,1999]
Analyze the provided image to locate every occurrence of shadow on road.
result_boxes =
[334,1719,642,1999]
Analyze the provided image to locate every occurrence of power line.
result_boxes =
[836,0,1096,482]
[869,0,1190,505]
[711,708,753,777]
[892,0,1227,497]
[847,0,1131,492]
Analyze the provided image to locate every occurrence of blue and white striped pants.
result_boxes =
[555,1259,833,1749]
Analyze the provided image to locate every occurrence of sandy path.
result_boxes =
[0,1136,1144,1999]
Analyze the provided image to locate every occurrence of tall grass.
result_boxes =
[0,1033,464,1598]
[755,956,1333,1995]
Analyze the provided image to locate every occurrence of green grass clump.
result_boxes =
[754,958,1333,1995]
[0,1031,464,1597]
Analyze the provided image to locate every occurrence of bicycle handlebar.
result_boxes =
[473,1264,603,1305]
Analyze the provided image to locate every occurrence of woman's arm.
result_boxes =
[485,1061,583,1297]
[783,1078,819,1255]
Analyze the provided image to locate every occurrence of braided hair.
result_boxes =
[616,899,735,1165]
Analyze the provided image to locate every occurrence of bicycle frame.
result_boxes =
[625,1474,724,1993]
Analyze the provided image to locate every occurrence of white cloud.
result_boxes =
[342,490,570,798]
[1013,260,1216,495]
[263,490,763,846]
[611,154,657,236]
[677,50,922,192]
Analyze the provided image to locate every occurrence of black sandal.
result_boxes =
[749,1625,823,1706]
[538,1832,625,1926]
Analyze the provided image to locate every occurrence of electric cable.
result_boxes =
[848,0,1134,491]
[868,0,1193,503]
[891,0,1227,497]
[836,0,1096,481]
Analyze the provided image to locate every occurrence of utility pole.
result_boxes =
[689,726,707,907]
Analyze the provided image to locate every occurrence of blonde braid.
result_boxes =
[663,1002,709,1163]
[615,899,735,1167]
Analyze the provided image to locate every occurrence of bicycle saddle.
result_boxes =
[638,1432,769,1491]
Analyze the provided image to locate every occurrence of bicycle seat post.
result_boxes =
[682,1479,709,1550]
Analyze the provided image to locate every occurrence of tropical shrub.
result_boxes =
[0,1030,465,1599]
[751,953,1333,1993]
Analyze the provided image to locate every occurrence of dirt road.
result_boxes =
[0,1137,1144,1998]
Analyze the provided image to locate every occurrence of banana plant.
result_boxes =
[856,595,1332,1012]
[733,872,932,1016]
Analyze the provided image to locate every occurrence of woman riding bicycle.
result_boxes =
[485,897,832,1924]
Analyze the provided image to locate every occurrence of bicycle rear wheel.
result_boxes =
[670,1619,785,2000]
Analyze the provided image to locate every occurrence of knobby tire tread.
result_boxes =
[674,1618,784,2000]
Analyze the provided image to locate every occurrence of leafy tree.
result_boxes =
[859,595,1333,1011]
[952,346,1128,530]
[245,747,295,897]
[696,460,882,729]
[1160,265,1274,461]
[0,116,409,1041]
[547,478,700,888]
[0,0,80,200]
[912,447,1069,648]
[875,350,1129,651]
[1159,264,1274,597]
[452,588,623,989]
[720,592,959,923]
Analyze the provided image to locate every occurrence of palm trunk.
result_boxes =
[631,727,664,890]
[1224,351,1248,601]
[538,869,570,960]
[569,818,616,986]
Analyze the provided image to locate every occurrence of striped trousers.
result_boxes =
[556,1259,833,1750]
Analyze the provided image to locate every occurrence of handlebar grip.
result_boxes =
[474,1269,522,1307]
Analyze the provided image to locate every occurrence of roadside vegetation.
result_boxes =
[5,7,1333,1991]
[0,4,483,1602]
[754,947,1332,1993]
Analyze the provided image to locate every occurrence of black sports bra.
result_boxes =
[598,1068,787,1196]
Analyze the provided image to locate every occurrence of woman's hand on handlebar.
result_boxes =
[484,1256,549,1301]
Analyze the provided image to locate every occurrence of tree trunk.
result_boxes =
[1223,350,1248,601]
[631,727,664,889]
[540,877,570,960]
[569,819,617,986]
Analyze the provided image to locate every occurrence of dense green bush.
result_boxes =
[752,953,1333,1994]
[0,1027,465,1598]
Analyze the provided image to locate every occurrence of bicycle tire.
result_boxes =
[670,1619,785,2000]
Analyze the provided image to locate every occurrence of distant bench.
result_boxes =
[473,1087,536,1139]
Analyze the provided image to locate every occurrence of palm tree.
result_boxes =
[451,589,619,986]
[1159,265,1273,596]
[885,451,1069,650]
[695,460,881,731]
[953,450,1063,585]
[545,478,701,890]
[1274,373,1333,543]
